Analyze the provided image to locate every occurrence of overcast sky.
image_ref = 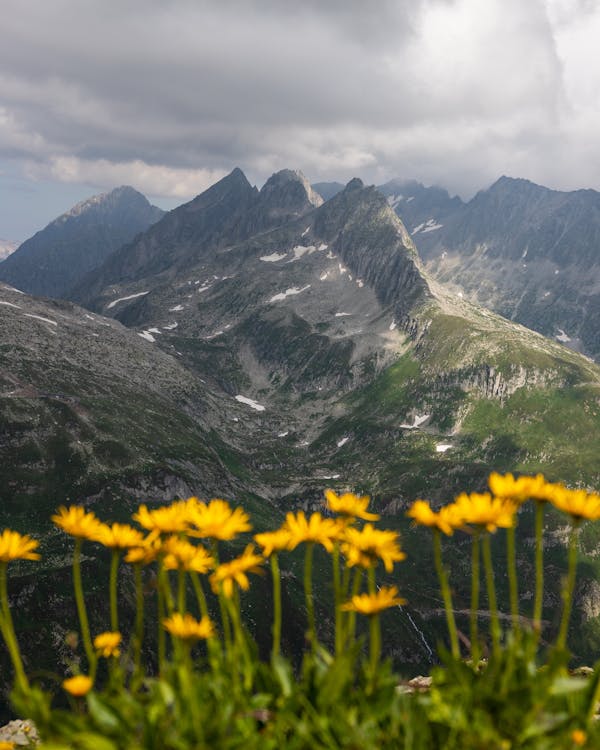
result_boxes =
[1,0,600,239]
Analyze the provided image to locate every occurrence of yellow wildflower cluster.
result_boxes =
[341,585,406,616]
[407,472,600,535]
[94,631,122,658]
[163,613,215,642]
[0,530,40,563]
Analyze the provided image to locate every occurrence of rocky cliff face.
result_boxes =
[384,176,600,361]
[0,187,164,299]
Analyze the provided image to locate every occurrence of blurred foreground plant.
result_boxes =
[1,475,600,748]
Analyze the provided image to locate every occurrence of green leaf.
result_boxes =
[86,693,121,735]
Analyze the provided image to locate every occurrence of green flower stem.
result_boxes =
[433,529,459,659]
[191,571,209,619]
[211,541,232,651]
[340,563,351,646]
[133,563,144,680]
[0,563,29,694]
[557,521,580,652]
[73,538,95,671]
[368,565,376,595]
[177,569,186,614]
[109,549,120,632]
[231,587,253,690]
[470,531,481,666]
[369,613,381,688]
[346,568,362,648]
[533,501,545,639]
[157,555,166,673]
[271,553,282,659]
[506,525,520,634]
[482,533,501,655]
[333,543,342,656]
[304,542,316,652]
[190,572,219,668]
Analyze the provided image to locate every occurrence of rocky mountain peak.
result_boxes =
[0,186,165,298]
[57,185,162,225]
[344,177,364,192]
[258,169,323,216]
[185,168,258,213]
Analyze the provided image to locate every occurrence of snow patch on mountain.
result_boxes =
[269,285,311,303]
[235,395,266,411]
[107,291,149,309]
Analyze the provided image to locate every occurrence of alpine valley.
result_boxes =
[3,168,600,680]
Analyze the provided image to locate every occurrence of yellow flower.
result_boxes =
[341,585,406,615]
[162,536,214,573]
[62,674,93,697]
[341,524,406,572]
[93,522,145,549]
[549,485,600,521]
[324,489,380,521]
[0,530,40,563]
[571,729,587,746]
[453,492,515,533]
[488,472,553,504]
[133,499,192,535]
[52,505,103,540]
[124,535,162,565]
[0,741,15,750]
[284,511,343,552]
[94,631,122,658]
[254,528,292,557]
[163,612,215,641]
[210,544,264,598]
[188,498,252,540]
[406,500,463,536]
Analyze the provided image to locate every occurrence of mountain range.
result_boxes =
[377,176,600,362]
[0,186,164,299]
[3,168,600,673]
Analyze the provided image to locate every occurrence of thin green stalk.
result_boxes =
[533,501,545,639]
[506,525,520,634]
[470,532,480,666]
[346,568,362,648]
[271,553,282,659]
[231,587,253,690]
[133,564,144,680]
[190,571,219,668]
[304,542,316,652]
[212,541,232,651]
[73,538,95,671]
[177,568,186,614]
[0,563,29,694]
[157,556,166,674]
[368,565,376,595]
[433,529,459,659]
[109,549,120,632]
[557,521,580,652]
[191,572,209,619]
[482,534,500,655]
[333,544,342,656]
[369,613,381,688]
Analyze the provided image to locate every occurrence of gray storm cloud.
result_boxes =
[0,0,599,202]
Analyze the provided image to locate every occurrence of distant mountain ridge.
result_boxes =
[0,186,164,298]
[378,176,600,360]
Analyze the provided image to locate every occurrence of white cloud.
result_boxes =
[0,0,600,212]
[24,155,227,198]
